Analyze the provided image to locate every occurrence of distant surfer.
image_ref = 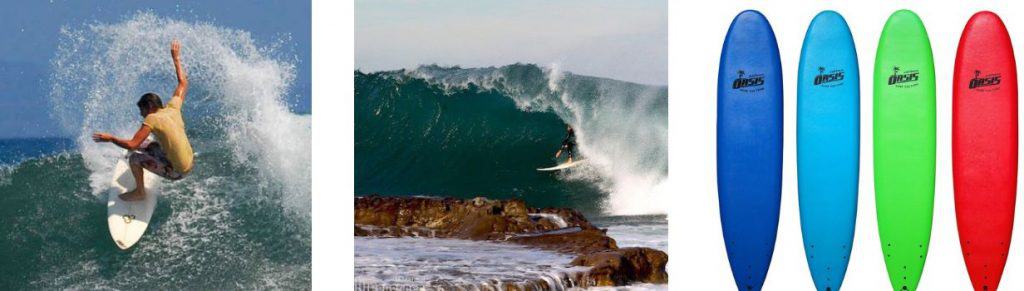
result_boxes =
[92,40,194,201]
[554,125,577,163]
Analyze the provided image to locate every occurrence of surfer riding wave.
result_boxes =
[91,40,194,201]
[554,125,577,163]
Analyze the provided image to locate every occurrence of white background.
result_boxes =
[676,0,1024,290]
[312,0,352,289]
[324,0,1024,290]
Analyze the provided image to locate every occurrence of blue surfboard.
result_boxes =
[717,10,783,291]
[796,11,860,291]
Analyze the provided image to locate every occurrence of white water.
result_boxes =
[408,65,668,215]
[354,237,589,289]
[530,213,570,228]
[597,218,669,252]
[355,217,669,290]
[49,13,311,217]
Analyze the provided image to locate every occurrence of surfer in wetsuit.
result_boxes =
[92,40,194,202]
[554,125,577,163]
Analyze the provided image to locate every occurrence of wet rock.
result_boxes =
[354,195,669,287]
[508,228,617,255]
[354,225,369,236]
[571,247,669,285]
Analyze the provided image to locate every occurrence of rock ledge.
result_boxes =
[355,195,668,287]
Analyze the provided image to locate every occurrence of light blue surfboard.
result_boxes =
[796,10,859,291]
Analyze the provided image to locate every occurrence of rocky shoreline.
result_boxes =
[354,196,668,289]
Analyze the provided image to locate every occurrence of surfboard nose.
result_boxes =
[886,9,925,29]
[810,10,848,28]
[732,10,772,30]
[737,9,766,19]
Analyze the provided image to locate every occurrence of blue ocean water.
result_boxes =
[0,137,74,165]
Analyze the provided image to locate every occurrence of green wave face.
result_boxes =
[354,69,596,211]
[355,64,669,216]
[873,9,937,291]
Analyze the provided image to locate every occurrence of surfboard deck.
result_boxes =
[797,10,859,291]
[717,10,783,291]
[874,9,936,291]
[953,11,1018,291]
[106,158,159,250]
[537,159,586,171]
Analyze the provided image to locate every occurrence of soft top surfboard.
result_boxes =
[717,10,783,291]
[107,158,159,249]
[537,159,586,171]
[953,11,1017,291]
[873,10,936,291]
[797,10,859,291]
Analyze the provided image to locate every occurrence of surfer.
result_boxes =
[554,125,577,163]
[92,40,194,201]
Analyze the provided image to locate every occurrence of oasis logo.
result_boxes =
[887,66,919,87]
[813,67,845,87]
[732,70,765,91]
[969,70,1001,90]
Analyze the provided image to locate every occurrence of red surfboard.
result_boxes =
[953,11,1018,291]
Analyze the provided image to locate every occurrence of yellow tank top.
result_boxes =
[142,96,194,173]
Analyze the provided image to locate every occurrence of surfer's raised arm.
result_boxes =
[171,40,188,102]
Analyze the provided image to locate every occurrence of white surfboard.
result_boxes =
[106,159,159,250]
[537,159,586,171]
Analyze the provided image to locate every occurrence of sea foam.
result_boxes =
[49,13,311,217]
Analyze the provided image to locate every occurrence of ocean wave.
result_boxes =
[356,64,667,215]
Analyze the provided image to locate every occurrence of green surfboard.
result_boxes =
[873,10,936,291]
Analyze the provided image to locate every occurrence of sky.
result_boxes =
[355,0,667,86]
[0,0,310,138]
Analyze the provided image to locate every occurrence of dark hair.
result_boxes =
[137,93,163,111]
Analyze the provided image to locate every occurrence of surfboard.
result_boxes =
[537,159,586,171]
[797,10,859,291]
[873,10,936,291]
[953,11,1017,291]
[107,158,159,250]
[717,10,783,291]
